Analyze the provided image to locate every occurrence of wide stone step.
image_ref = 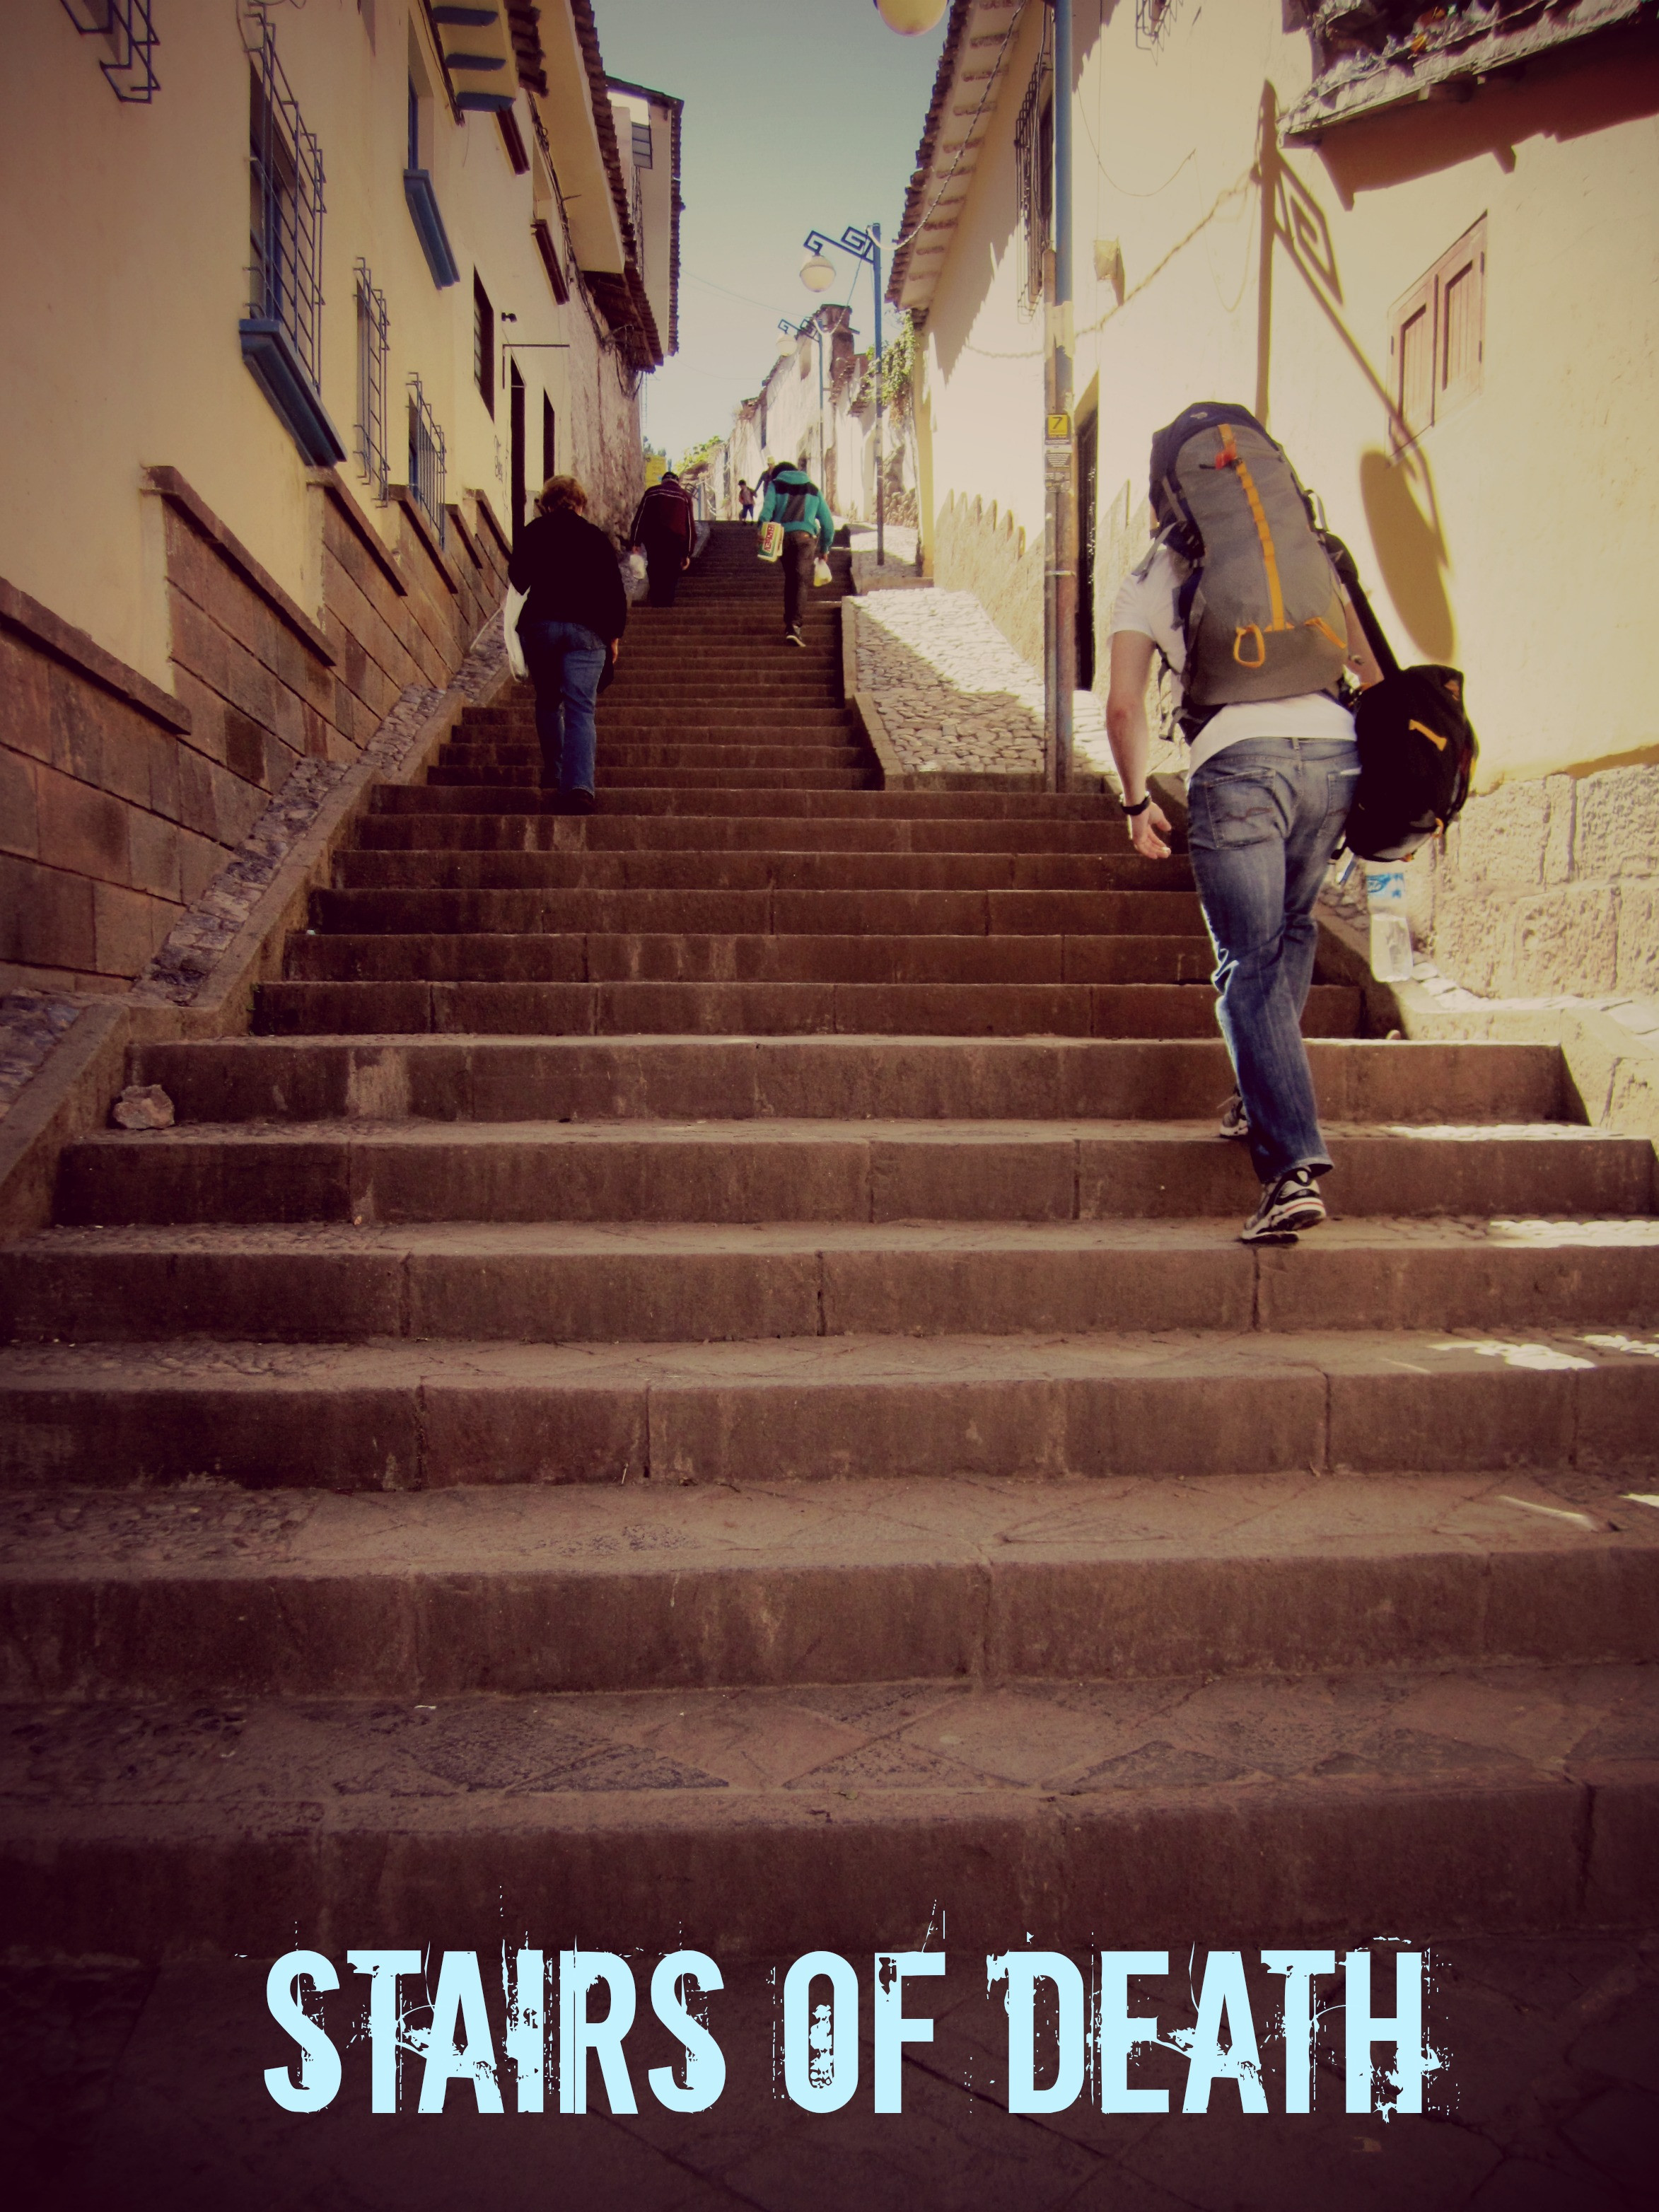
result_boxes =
[128,1036,1568,1127]
[6,1218,1657,1343]
[282,931,1216,986]
[250,977,1361,1039]
[305,885,1207,936]
[2,1468,1654,1689]
[373,786,1128,819]
[355,811,1180,856]
[4,1330,1656,1491]
[428,766,873,792]
[442,743,865,770]
[332,847,1190,891]
[56,1119,1656,1227]
[3,1653,1652,1956]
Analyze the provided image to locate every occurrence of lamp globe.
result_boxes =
[874,0,948,31]
[800,253,836,293]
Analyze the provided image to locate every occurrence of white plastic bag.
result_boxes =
[813,557,832,588]
[621,549,648,604]
[1363,864,1413,983]
[503,584,528,680]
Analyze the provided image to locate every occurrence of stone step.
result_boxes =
[355,813,1180,856]
[6,1218,1656,1344]
[3,1651,1653,1957]
[127,1036,1568,1127]
[250,977,1361,1040]
[5,1330,1655,1491]
[1,1469,1653,1689]
[306,885,1208,936]
[332,848,1190,891]
[442,743,866,771]
[283,931,1216,986]
[56,1119,1655,1227]
[373,786,1129,820]
[427,767,873,792]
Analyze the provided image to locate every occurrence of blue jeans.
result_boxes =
[1187,738,1360,1185]
[520,618,605,793]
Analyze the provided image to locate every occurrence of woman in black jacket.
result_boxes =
[507,476,628,811]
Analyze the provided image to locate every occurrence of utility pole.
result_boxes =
[1043,0,1076,792]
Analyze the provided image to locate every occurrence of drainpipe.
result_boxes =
[1044,0,1076,791]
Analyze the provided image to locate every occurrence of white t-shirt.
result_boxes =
[1110,544,1355,776]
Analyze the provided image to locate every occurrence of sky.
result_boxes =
[590,0,950,467]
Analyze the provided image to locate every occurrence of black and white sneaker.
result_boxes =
[1240,1167,1326,1245]
[1218,1090,1250,1141]
[786,627,805,647]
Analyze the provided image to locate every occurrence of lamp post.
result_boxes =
[1042,0,1077,793]
[803,223,884,566]
[779,317,828,491]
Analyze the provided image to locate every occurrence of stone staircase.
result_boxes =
[1,519,1657,1964]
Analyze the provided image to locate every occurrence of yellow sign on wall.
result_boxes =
[1047,413,1071,439]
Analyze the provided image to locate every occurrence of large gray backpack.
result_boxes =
[1147,402,1349,735]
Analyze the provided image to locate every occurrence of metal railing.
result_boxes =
[248,23,327,395]
[59,0,159,103]
[354,262,390,503]
[407,376,447,548]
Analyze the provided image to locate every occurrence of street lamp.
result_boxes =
[803,223,885,566]
[779,317,829,492]
[873,0,948,30]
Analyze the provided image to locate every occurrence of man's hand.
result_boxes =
[609,639,620,665]
[1129,800,1172,861]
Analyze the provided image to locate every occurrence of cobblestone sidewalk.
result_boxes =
[853,586,1185,790]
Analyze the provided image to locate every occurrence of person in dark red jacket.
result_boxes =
[507,475,627,812]
[629,470,696,606]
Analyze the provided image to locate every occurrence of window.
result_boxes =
[407,375,447,547]
[542,394,557,484]
[1389,218,1486,450]
[474,272,495,414]
[1013,29,1053,318]
[404,42,458,287]
[631,120,653,168]
[58,0,158,103]
[240,25,344,464]
[354,260,390,501]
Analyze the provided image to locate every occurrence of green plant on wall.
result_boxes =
[678,433,723,476]
[856,313,916,418]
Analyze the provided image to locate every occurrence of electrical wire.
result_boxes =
[890,1,1027,256]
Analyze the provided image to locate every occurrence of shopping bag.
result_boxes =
[813,557,832,588]
[757,521,784,563]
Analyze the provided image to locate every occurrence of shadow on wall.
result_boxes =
[1314,30,1659,203]
[1255,81,1457,663]
[935,492,1044,669]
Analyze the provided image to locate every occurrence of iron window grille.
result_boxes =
[354,261,390,502]
[59,0,159,103]
[474,273,495,415]
[240,25,344,465]
[1013,30,1053,319]
[407,376,448,548]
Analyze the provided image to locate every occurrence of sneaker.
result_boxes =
[1240,1167,1326,1245]
[786,627,804,647]
[1218,1090,1250,1141]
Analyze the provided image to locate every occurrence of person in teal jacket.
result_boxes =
[758,463,834,644]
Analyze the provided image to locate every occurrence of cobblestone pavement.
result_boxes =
[852,583,1185,791]
[2,1933,1653,2208]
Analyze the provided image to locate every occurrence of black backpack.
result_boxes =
[1322,533,1477,862]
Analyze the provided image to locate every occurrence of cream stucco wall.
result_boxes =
[0,2,630,687]
[920,1,1049,662]
[1063,0,1659,791]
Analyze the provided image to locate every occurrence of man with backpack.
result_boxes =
[629,469,697,607]
[757,461,834,645]
[1105,403,1382,1245]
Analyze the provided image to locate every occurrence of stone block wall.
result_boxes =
[931,492,1043,672]
[1416,761,1659,1000]
[1,470,507,996]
